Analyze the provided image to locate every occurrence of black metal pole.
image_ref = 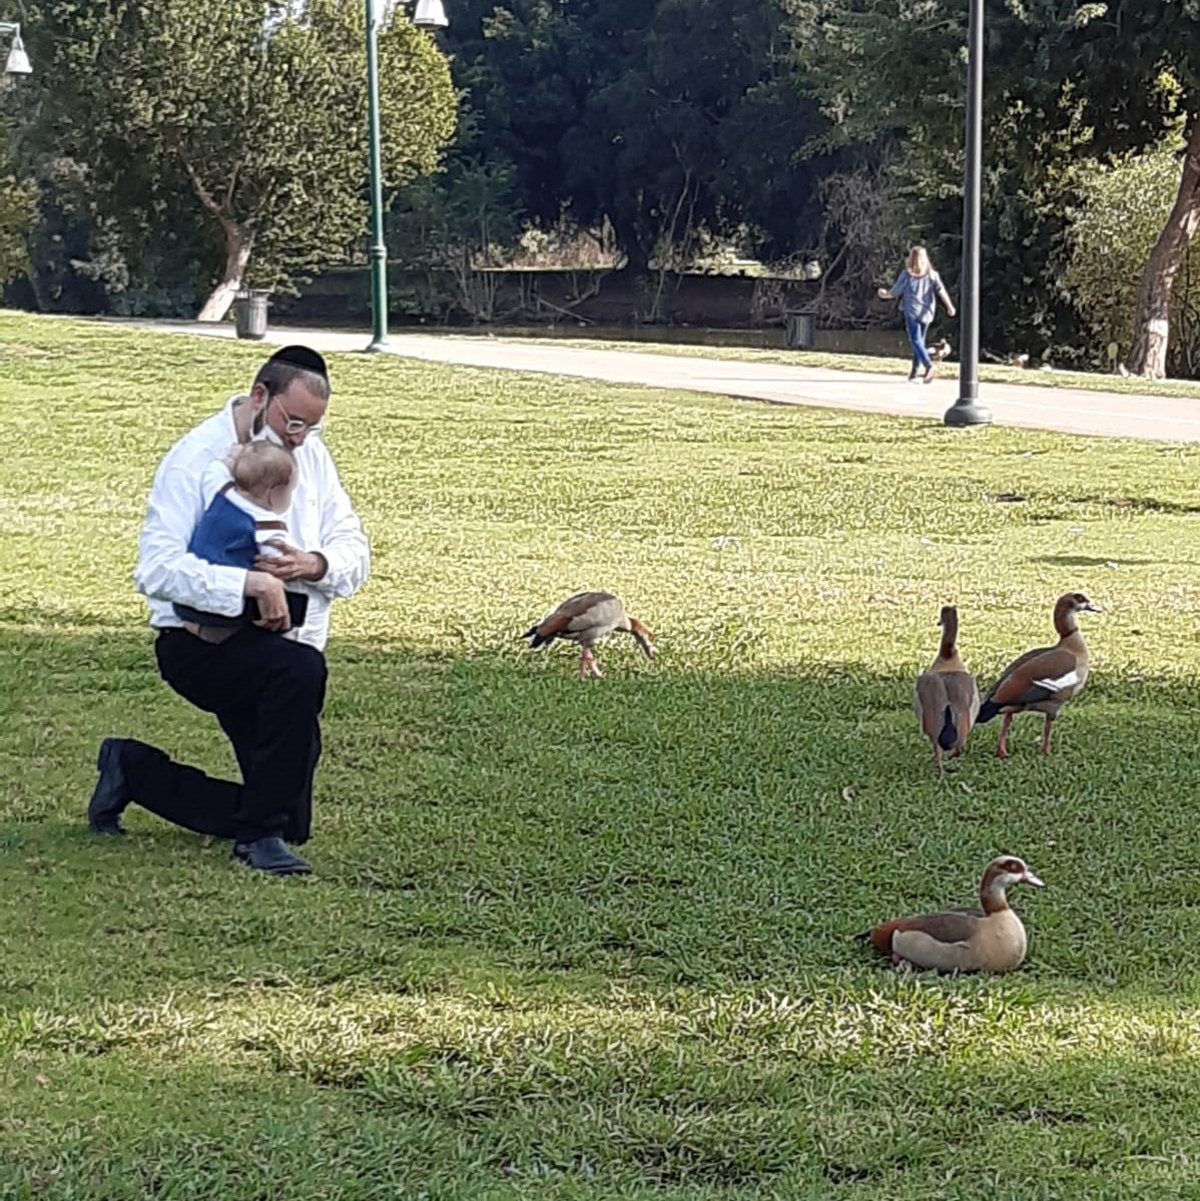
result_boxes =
[944,0,992,426]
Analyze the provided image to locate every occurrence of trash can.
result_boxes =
[786,313,814,349]
[233,289,270,340]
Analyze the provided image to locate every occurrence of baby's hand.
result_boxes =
[245,571,290,632]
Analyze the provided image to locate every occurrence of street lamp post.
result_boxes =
[943,0,992,426]
[365,0,448,354]
[0,23,33,75]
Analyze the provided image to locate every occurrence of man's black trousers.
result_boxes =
[121,627,327,844]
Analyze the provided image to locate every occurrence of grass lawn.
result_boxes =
[4,308,1200,1199]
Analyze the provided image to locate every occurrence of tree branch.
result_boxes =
[177,150,226,222]
[223,161,243,212]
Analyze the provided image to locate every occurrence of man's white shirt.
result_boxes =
[134,396,370,652]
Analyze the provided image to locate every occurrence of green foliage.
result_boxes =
[387,148,525,322]
[5,312,1200,1195]
[792,0,1126,357]
[0,174,35,288]
[9,156,120,314]
[1063,138,1200,372]
[446,0,833,270]
[18,0,457,309]
[0,128,35,288]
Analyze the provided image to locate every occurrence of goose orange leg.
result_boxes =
[1040,715,1054,756]
[579,648,603,679]
[996,712,1013,759]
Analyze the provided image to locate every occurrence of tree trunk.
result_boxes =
[610,211,650,276]
[1127,116,1200,378]
[197,220,255,322]
[177,151,255,323]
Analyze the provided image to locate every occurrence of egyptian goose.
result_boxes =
[522,592,655,679]
[976,592,1099,757]
[862,855,1044,974]
[914,605,980,777]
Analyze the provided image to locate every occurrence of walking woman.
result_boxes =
[878,246,956,383]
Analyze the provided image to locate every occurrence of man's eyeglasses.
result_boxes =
[270,394,324,437]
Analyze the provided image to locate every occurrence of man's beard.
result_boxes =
[251,407,287,447]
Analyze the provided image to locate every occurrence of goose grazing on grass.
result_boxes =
[914,605,980,778]
[522,591,654,679]
[861,855,1044,974]
[976,592,1099,757]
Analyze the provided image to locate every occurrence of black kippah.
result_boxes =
[268,345,328,379]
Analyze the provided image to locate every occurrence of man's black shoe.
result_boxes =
[87,738,132,836]
[232,836,312,876]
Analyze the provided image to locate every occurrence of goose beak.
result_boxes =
[1021,869,1045,888]
[1082,602,1101,613]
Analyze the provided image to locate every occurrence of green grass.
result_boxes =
[496,332,1200,401]
[3,308,1200,1199]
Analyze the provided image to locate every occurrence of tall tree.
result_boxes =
[795,0,1200,375]
[1072,4,1200,378]
[28,0,457,320]
[1126,118,1200,376]
[445,0,829,273]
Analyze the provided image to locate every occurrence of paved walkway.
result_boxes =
[115,318,1200,443]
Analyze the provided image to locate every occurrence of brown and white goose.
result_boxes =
[522,591,655,679]
[862,855,1044,974]
[914,605,980,777]
[976,592,1099,757]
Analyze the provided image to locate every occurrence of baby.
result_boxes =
[173,441,299,636]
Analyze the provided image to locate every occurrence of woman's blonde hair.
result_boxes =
[906,245,931,276]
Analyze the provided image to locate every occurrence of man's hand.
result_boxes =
[254,541,328,583]
[245,570,290,632]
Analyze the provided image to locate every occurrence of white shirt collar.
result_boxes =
[223,485,288,524]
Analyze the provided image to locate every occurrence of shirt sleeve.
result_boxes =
[309,447,370,600]
[888,271,907,299]
[133,453,248,617]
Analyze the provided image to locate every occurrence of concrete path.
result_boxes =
[114,317,1199,444]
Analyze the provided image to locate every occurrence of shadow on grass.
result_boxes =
[5,978,1200,1199]
[1069,493,1200,517]
[0,603,133,628]
[6,625,1200,1196]
[1030,555,1164,568]
[3,623,1200,1005]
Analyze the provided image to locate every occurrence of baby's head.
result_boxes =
[231,441,296,514]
